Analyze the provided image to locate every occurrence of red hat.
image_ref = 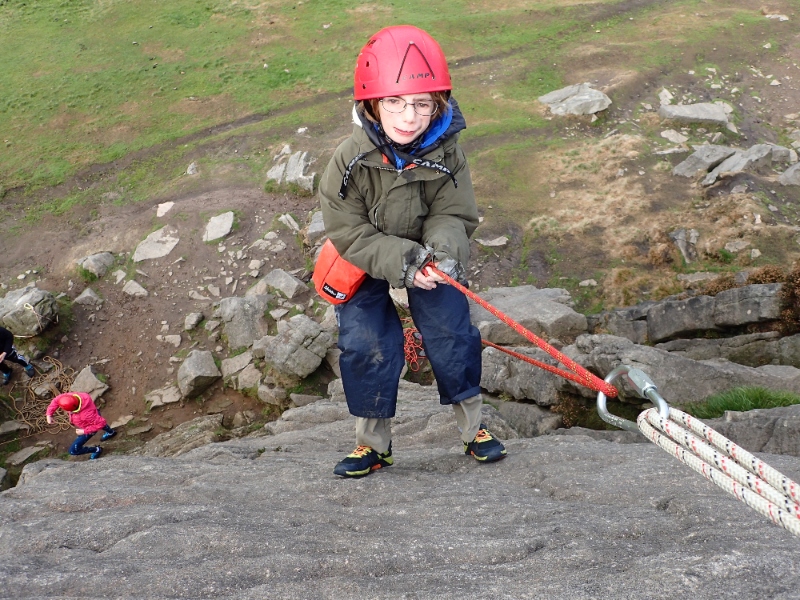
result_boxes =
[354,25,452,101]
[56,393,81,412]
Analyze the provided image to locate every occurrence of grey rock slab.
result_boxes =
[260,315,333,378]
[646,295,717,343]
[713,283,782,327]
[304,210,326,245]
[73,287,102,306]
[122,280,148,297]
[572,334,800,403]
[289,393,323,407]
[469,286,587,344]
[258,268,307,299]
[0,421,31,436]
[0,285,58,336]
[203,211,235,242]
[658,102,729,125]
[495,399,563,437]
[257,383,288,406]
[702,144,774,186]
[283,151,315,193]
[5,445,47,467]
[704,404,800,457]
[177,350,221,398]
[145,384,183,409]
[213,296,269,350]
[76,252,115,278]
[221,351,253,378]
[538,83,612,115]
[480,345,562,405]
[3,419,800,598]
[132,414,223,457]
[234,363,262,391]
[132,226,180,262]
[266,161,286,183]
[780,162,800,186]
[69,366,109,400]
[184,312,203,331]
[657,332,782,367]
[668,228,699,263]
[672,145,736,177]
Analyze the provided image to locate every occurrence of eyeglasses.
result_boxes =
[379,97,438,117]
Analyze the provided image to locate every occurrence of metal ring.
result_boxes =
[596,365,670,433]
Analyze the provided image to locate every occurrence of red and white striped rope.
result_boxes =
[638,407,800,537]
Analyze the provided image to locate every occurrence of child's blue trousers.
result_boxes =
[336,276,482,419]
[70,425,114,455]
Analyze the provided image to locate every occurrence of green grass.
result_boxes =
[680,387,800,420]
[0,0,730,192]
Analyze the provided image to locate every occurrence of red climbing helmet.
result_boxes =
[354,25,452,101]
[56,393,81,412]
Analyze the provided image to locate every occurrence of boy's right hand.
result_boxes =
[0,352,6,363]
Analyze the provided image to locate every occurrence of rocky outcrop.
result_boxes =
[3,398,800,599]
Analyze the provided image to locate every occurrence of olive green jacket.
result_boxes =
[318,112,479,289]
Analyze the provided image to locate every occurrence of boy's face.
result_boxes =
[377,93,434,145]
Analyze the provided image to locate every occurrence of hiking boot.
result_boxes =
[1,372,10,386]
[89,447,103,460]
[101,429,117,441]
[464,425,507,463]
[23,364,35,378]
[333,443,393,478]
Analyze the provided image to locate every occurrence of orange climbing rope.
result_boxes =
[419,266,619,397]
[402,318,425,372]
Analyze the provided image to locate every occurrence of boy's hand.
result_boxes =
[75,428,85,435]
[412,264,445,290]
[46,415,54,425]
[0,352,6,363]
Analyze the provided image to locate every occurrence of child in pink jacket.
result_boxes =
[46,392,116,459]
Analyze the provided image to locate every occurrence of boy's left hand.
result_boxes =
[75,428,85,435]
[0,352,6,363]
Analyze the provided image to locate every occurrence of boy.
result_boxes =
[318,25,507,478]
[46,392,116,459]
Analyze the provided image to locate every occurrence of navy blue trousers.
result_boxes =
[336,276,482,418]
[69,425,114,456]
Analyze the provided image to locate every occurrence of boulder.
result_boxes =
[713,283,782,327]
[469,286,587,344]
[658,102,729,125]
[132,226,179,262]
[258,315,333,378]
[69,366,109,400]
[538,83,612,115]
[672,144,736,177]
[0,285,58,336]
[646,295,717,342]
[76,252,115,278]
[213,296,269,350]
[132,414,223,457]
[203,211,235,242]
[177,350,221,398]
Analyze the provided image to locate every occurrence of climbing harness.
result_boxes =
[424,266,800,538]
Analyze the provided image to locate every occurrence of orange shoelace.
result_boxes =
[348,445,373,458]
[474,429,493,443]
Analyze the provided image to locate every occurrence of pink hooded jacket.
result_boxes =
[46,392,108,435]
